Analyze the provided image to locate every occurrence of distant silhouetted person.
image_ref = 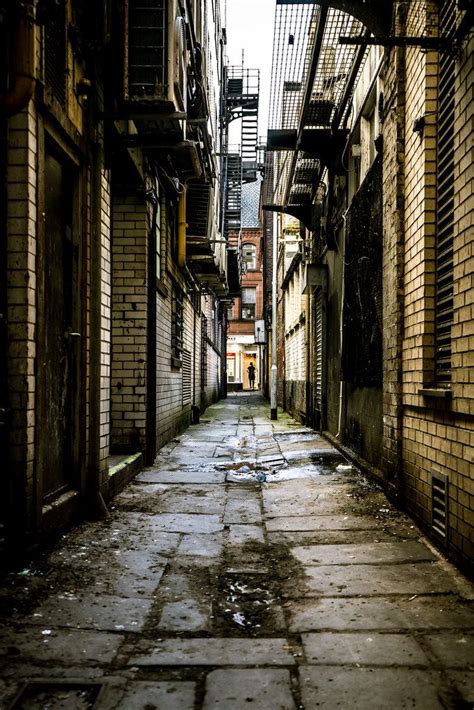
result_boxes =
[247,362,256,390]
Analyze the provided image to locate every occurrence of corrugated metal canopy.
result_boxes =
[265,1,369,212]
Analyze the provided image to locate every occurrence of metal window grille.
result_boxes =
[126,0,167,98]
[44,3,67,106]
[171,286,183,364]
[435,0,456,385]
[182,349,192,405]
[201,315,208,389]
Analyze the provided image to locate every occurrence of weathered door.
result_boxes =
[42,150,80,499]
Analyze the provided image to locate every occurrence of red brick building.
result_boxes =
[227,184,265,390]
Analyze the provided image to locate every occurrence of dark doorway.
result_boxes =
[42,150,81,499]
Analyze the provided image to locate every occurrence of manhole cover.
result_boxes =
[9,682,103,709]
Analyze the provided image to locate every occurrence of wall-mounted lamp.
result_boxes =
[413,115,426,135]
[76,77,92,108]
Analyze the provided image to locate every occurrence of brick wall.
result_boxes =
[401,4,473,571]
[110,192,148,452]
[7,105,38,529]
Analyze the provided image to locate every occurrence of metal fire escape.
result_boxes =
[221,66,260,295]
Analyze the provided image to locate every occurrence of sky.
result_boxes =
[224,0,275,141]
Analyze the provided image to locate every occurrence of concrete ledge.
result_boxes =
[108,452,143,498]
[41,490,82,537]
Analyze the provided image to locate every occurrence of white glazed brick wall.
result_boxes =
[110,193,148,451]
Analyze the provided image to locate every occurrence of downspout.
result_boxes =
[178,186,187,268]
[0,1,36,117]
[336,213,347,439]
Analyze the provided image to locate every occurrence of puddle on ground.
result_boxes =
[222,453,358,483]
[9,682,102,709]
[216,574,277,635]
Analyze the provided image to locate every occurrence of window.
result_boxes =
[241,287,256,320]
[243,243,257,271]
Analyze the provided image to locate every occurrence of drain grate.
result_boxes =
[431,471,448,545]
[9,681,103,709]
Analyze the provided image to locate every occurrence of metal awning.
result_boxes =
[264,2,370,215]
[263,0,456,222]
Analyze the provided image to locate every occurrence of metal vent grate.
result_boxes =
[432,472,449,544]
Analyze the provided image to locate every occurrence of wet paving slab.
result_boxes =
[1,392,473,709]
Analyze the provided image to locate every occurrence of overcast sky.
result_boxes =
[224,0,275,140]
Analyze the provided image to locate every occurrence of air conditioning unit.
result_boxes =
[124,0,188,114]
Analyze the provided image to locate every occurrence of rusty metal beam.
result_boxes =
[315,0,392,36]
[277,1,392,35]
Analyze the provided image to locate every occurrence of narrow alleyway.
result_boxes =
[1,393,473,709]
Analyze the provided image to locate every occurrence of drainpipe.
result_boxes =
[0,1,36,117]
[270,211,278,420]
[178,187,187,268]
[336,216,347,439]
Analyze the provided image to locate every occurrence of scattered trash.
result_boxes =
[336,464,353,471]
[41,629,52,636]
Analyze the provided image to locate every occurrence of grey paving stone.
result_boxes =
[136,469,226,484]
[152,491,226,516]
[262,482,351,516]
[423,633,474,668]
[268,530,402,546]
[294,562,455,597]
[447,671,474,703]
[302,632,429,666]
[59,550,165,598]
[299,667,445,709]
[289,597,474,632]
[203,669,296,709]
[100,681,196,710]
[224,496,262,524]
[229,525,265,544]
[0,626,124,665]
[158,600,210,632]
[291,541,436,566]
[129,513,223,534]
[129,638,296,666]
[265,515,380,532]
[101,515,182,552]
[176,533,224,557]
[27,593,153,632]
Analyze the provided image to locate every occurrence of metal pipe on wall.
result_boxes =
[270,211,278,419]
[0,1,36,117]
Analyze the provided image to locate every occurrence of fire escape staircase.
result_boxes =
[222,67,260,295]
